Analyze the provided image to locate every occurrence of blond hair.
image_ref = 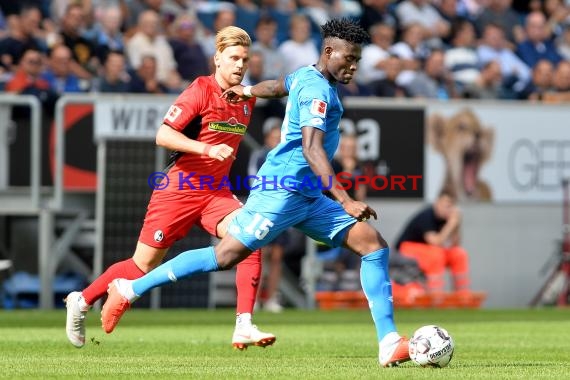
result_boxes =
[216,26,251,53]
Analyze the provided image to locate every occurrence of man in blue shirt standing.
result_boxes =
[101,18,411,367]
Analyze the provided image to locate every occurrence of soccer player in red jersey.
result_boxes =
[65,26,275,350]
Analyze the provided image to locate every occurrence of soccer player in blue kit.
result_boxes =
[101,18,411,367]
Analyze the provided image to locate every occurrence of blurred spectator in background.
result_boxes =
[248,117,287,312]
[278,13,319,74]
[455,0,486,21]
[50,0,94,27]
[359,0,398,34]
[434,0,465,44]
[552,59,570,91]
[395,0,450,48]
[462,60,513,99]
[41,44,88,94]
[3,47,45,91]
[542,60,570,101]
[200,6,236,63]
[234,0,260,38]
[126,10,181,91]
[168,14,209,85]
[0,5,46,72]
[258,0,296,44]
[0,0,25,19]
[389,22,427,86]
[92,4,125,64]
[243,50,285,114]
[161,0,196,17]
[396,189,471,294]
[543,0,570,37]
[242,50,265,85]
[444,19,480,92]
[128,54,168,93]
[556,22,570,60]
[358,22,395,86]
[337,71,372,98]
[522,59,555,100]
[247,117,282,180]
[260,0,297,14]
[0,10,6,42]
[477,23,531,97]
[516,11,562,68]
[297,0,331,26]
[92,50,130,93]
[475,0,524,46]
[124,0,167,33]
[251,16,284,80]
[3,47,57,111]
[406,49,457,99]
[369,54,411,97]
[58,3,99,79]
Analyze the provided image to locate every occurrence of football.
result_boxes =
[408,325,455,368]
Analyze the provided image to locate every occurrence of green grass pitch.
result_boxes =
[0,308,569,379]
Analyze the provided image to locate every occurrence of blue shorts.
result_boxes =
[228,188,357,251]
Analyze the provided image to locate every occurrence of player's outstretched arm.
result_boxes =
[221,78,289,103]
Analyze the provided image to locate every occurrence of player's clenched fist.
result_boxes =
[221,85,247,103]
[341,199,378,222]
[204,143,236,161]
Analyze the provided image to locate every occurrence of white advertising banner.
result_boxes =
[94,95,174,141]
[425,102,570,203]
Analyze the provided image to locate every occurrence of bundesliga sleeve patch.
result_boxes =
[165,105,182,123]
[310,99,327,117]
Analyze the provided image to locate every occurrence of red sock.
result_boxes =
[235,249,262,314]
[82,258,145,305]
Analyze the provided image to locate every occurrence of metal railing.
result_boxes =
[0,94,42,212]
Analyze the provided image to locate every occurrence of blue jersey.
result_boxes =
[255,66,343,197]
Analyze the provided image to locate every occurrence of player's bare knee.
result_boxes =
[133,245,166,273]
[345,224,388,255]
[361,230,388,253]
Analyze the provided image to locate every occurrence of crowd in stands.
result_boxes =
[0,0,569,103]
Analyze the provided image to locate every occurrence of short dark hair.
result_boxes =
[438,186,458,202]
[321,18,369,45]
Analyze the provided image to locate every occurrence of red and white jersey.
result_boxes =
[162,75,256,191]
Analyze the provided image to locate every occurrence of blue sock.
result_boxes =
[132,247,219,296]
[360,247,397,341]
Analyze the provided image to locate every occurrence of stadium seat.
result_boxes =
[2,271,86,309]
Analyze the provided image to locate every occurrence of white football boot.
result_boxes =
[65,291,90,348]
[232,324,276,350]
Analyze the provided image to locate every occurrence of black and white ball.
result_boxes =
[409,325,455,368]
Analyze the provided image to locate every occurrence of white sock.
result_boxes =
[379,332,401,352]
[117,279,139,303]
[236,313,252,327]
[78,294,91,312]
